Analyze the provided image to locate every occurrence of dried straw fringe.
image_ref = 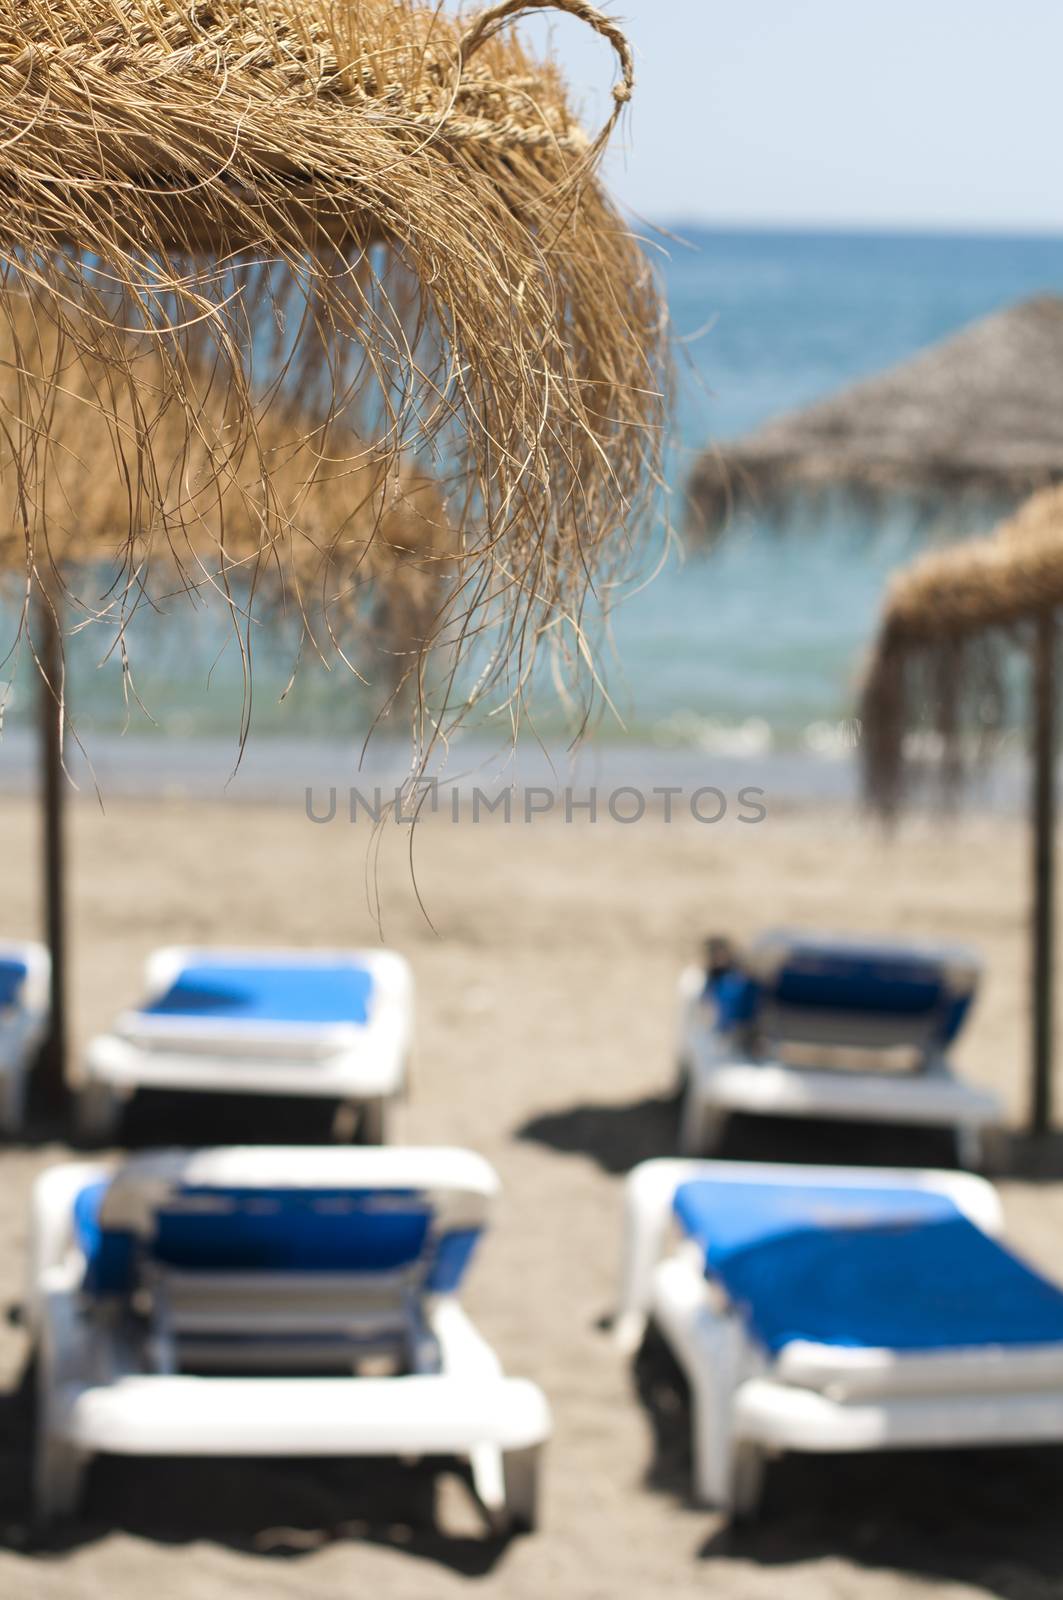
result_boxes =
[860,487,1063,812]
[0,0,668,747]
[0,294,453,669]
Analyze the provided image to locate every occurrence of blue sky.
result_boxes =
[512,2,1063,232]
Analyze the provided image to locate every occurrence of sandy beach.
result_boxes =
[0,788,1061,1599]
[6,0,1063,1594]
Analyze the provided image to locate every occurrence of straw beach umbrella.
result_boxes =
[861,486,1063,1134]
[1,0,666,687]
[688,297,1063,535]
[0,0,669,1099]
[2,289,455,1096]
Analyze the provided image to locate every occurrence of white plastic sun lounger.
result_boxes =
[28,1145,550,1530]
[618,1158,1063,1518]
[676,931,998,1164]
[0,941,50,1135]
[77,947,413,1143]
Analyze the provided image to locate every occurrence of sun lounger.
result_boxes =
[0,941,50,1135]
[675,931,998,1163]
[77,947,413,1143]
[618,1157,1063,1517]
[28,1145,550,1529]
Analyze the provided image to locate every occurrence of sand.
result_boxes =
[0,789,1061,1600]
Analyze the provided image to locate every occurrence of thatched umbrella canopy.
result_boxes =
[1,291,454,682]
[1,0,667,713]
[689,297,1063,536]
[861,486,1063,1135]
[0,0,669,1102]
[1,288,454,1102]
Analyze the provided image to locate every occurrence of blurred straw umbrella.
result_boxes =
[861,486,1063,1135]
[688,297,1063,537]
[2,290,454,1103]
[0,0,669,1104]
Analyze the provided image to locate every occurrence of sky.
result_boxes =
[509,1,1063,233]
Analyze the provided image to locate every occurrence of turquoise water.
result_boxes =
[3,227,1063,752]
[609,226,1063,753]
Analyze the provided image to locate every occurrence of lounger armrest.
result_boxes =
[35,1278,97,1412]
[431,1299,504,1380]
[27,1162,110,1335]
[617,1159,708,1349]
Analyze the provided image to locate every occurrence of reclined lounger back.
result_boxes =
[721,932,980,1065]
[0,954,29,1012]
[0,941,50,1132]
[76,1147,496,1372]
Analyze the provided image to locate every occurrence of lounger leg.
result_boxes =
[33,1433,88,1524]
[730,1440,766,1522]
[678,1084,725,1156]
[955,1123,983,1171]
[470,1442,507,1532]
[658,1280,744,1510]
[358,1096,389,1145]
[0,1059,25,1136]
[687,1351,765,1516]
[74,1080,121,1146]
[470,1443,540,1534]
[690,1377,736,1509]
[675,1054,691,1097]
[502,1444,541,1533]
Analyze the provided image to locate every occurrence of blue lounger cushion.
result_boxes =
[74,1182,480,1297]
[704,941,973,1047]
[0,956,28,1011]
[142,961,374,1027]
[674,1179,1063,1355]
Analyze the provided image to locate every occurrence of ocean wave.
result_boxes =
[648,710,866,759]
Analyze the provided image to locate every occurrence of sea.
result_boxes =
[2,226,1062,800]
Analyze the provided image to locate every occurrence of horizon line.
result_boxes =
[642,216,1063,242]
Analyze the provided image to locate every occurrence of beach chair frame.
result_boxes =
[675,939,1000,1164]
[77,946,413,1143]
[28,1146,550,1532]
[618,1158,1063,1518]
[0,941,50,1135]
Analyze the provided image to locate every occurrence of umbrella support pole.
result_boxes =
[36,591,68,1113]
[1031,612,1057,1137]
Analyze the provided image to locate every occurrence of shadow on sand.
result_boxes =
[9,1082,348,1153]
[633,1323,1063,1599]
[117,1087,344,1148]
[0,1364,514,1576]
[992,1129,1063,1182]
[518,1093,960,1173]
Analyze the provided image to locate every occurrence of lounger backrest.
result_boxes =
[733,933,980,1059]
[0,956,27,1011]
[75,1148,494,1302]
[75,1185,478,1297]
[0,943,48,1016]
